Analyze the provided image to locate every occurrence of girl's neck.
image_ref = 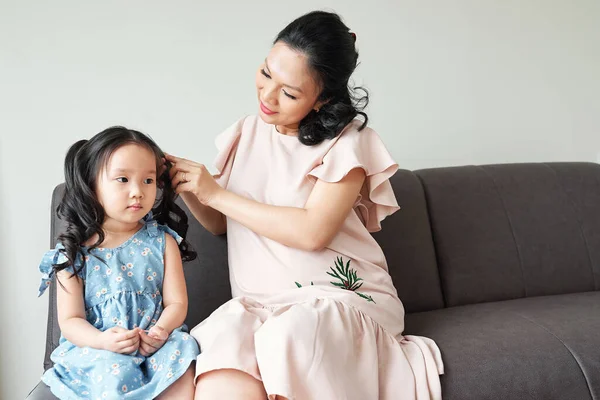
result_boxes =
[84,219,142,248]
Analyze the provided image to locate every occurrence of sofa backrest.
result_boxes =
[416,162,600,307]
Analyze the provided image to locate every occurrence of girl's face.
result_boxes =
[96,144,157,231]
[255,42,325,134]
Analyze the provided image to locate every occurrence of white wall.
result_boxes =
[1,0,599,398]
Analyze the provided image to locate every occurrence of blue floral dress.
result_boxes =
[38,214,199,400]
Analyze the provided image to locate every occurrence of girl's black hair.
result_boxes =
[55,126,196,278]
[275,10,369,146]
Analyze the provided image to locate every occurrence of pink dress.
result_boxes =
[190,115,444,400]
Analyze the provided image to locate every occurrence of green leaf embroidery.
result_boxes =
[326,257,375,304]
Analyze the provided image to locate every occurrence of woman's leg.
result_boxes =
[194,369,267,400]
[157,365,195,400]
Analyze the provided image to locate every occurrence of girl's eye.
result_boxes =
[261,69,271,79]
[144,178,154,184]
[283,90,297,100]
[116,177,128,183]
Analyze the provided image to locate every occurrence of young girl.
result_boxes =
[38,127,199,399]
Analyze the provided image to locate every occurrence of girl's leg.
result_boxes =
[157,365,195,400]
[194,369,267,400]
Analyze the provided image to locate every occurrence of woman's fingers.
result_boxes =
[171,171,193,189]
[174,181,195,195]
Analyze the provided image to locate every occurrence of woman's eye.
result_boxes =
[261,69,271,79]
[144,178,155,184]
[116,177,128,183]
[283,90,297,100]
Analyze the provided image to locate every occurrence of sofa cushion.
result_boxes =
[405,291,600,400]
[416,162,600,307]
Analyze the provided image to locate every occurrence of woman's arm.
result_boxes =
[168,152,365,251]
[179,192,226,235]
[211,168,365,251]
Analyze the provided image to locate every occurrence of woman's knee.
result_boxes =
[194,369,266,400]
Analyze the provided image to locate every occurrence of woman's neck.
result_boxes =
[275,124,299,136]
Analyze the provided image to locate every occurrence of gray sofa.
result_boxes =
[28,162,600,400]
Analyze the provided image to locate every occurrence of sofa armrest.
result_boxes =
[25,381,57,400]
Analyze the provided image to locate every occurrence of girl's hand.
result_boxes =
[165,153,223,206]
[138,325,169,357]
[97,327,141,354]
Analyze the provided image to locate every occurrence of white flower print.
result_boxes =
[170,355,176,361]
[112,317,118,324]
[167,371,173,379]
[111,369,120,375]
[93,265,100,272]
[116,276,123,283]
[175,350,181,356]
[153,364,158,371]
[127,263,134,269]
[157,237,163,243]
[84,255,90,261]
[106,253,112,259]
[158,364,163,371]
[179,358,185,364]
[147,276,154,281]
[100,288,107,295]
[150,357,156,364]
[182,334,189,340]
[96,292,101,298]
[82,348,89,355]
[127,271,133,277]
[121,265,127,271]
[151,318,157,324]
[122,385,128,392]
[152,272,157,277]
[106,268,112,275]
[117,320,123,326]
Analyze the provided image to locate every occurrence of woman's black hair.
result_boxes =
[55,126,196,278]
[275,10,369,146]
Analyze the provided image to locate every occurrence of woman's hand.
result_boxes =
[165,154,223,206]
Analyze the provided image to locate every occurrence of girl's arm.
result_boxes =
[153,234,188,333]
[169,152,366,251]
[57,271,140,352]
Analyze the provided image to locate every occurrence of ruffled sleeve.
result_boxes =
[144,212,183,244]
[213,116,246,189]
[38,244,84,297]
[308,123,400,232]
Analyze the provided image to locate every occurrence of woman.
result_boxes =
[167,10,443,400]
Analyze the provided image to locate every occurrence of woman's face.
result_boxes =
[255,42,324,134]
